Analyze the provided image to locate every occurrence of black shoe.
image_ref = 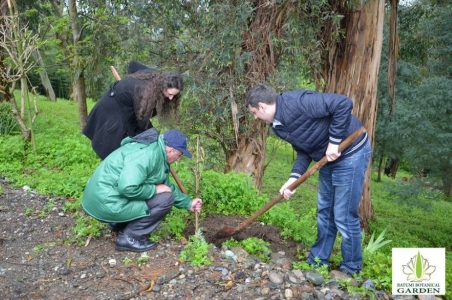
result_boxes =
[108,222,127,232]
[115,232,157,252]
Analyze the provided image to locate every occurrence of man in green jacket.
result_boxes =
[81,128,202,252]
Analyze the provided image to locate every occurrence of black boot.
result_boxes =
[115,232,157,252]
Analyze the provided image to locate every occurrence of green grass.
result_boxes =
[1,92,451,298]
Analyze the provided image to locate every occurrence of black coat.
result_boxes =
[82,77,154,160]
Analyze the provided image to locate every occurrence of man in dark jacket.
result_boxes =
[245,84,372,276]
[81,128,202,252]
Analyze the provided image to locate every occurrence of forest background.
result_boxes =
[0,0,451,297]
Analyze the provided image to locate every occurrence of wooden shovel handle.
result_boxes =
[109,65,188,194]
[110,66,121,81]
[237,127,367,229]
[170,167,187,194]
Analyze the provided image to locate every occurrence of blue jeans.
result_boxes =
[307,140,372,275]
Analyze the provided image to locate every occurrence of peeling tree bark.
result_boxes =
[227,121,268,191]
[323,0,385,229]
[227,0,288,190]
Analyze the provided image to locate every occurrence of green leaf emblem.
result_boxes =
[402,251,436,282]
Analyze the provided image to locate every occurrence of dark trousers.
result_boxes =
[116,192,175,240]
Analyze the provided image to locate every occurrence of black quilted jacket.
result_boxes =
[271,90,368,179]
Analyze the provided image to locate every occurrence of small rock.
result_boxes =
[292,269,304,278]
[95,271,105,278]
[268,271,283,284]
[234,271,245,280]
[306,270,324,285]
[363,278,375,289]
[261,287,270,295]
[152,284,161,292]
[108,259,116,267]
[285,288,294,298]
[329,270,358,287]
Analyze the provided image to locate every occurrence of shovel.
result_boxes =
[214,126,367,239]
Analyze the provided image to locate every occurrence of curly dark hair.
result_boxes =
[126,70,184,126]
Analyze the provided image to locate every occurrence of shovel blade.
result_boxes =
[214,225,238,239]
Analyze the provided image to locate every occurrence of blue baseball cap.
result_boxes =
[163,130,192,158]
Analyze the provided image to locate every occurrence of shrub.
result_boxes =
[0,102,18,136]
[199,170,268,216]
[179,230,212,267]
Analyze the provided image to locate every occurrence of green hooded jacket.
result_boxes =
[81,134,191,223]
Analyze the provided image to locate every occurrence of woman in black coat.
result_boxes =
[83,62,183,160]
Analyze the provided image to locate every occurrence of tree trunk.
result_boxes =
[227,0,287,190]
[68,0,88,131]
[377,156,383,182]
[31,49,56,101]
[0,1,10,103]
[323,0,385,229]
[441,167,452,199]
[227,120,268,191]
[74,71,87,131]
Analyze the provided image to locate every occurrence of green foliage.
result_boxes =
[122,257,132,265]
[179,230,212,267]
[0,102,18,136]
[446,253,452,300]
[150,209,189,241]
[361,250,392,291]
[371,178,452,248]
[136,252,149,267]
[360,228,392,290]
[33,243,53,256]
[344,285,375,300]
[38,199,56,218]
[293,256,330,279]
[385,179,442,211]
[262,204,317,246]
[0,94,99,201]
[376,2,452,196]
[362,228,392,254]
[223,237,271,261]
[68,212,103,246]
[199,170,268,216]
